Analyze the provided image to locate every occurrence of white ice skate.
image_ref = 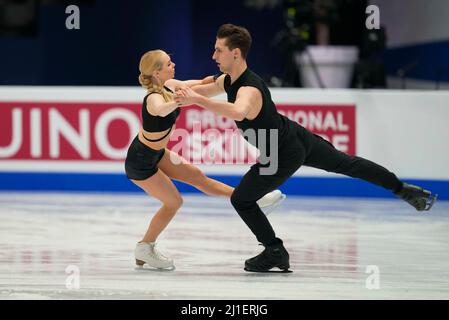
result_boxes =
[257,190,286,216]
[134,242,175,271]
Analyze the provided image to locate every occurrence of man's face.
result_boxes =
[212,38,235,73]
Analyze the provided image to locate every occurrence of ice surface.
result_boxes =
[1,192,448,300]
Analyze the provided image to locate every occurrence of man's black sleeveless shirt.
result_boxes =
[223,68,290,150]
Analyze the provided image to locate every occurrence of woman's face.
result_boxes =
[155,53,175,83]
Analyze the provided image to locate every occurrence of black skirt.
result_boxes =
[124,135,165,180]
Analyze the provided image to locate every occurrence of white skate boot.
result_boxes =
[134,242,175,270]
[256,190,286,216]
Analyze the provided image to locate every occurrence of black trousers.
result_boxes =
[230,121,402,246]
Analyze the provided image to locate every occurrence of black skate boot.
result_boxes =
[244,238,292,273]
[395,183,437,211]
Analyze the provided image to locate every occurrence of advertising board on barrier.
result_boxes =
[0,102,355,168]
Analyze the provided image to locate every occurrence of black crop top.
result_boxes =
[142,86,180,133]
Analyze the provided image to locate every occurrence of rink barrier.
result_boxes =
[0,87,448,199]
[0,172,446,200]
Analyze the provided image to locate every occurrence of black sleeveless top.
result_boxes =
[223,68,290,151]
[142,86,180,133]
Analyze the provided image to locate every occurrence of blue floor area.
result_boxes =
[0,172,447,200]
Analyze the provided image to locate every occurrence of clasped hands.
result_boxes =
[174,86,200,107]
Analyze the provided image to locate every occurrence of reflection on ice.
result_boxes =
[0,193,448,299]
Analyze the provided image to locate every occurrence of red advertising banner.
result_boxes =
[0,102,355,163]
[278,104,356,154]
[0,102,140,161]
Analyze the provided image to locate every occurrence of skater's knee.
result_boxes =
[230,190,251,210]
[164,196,183,211]
[230,190,242,208]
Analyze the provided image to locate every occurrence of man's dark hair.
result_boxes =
[216,24,252,59]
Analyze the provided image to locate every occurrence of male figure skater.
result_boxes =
[176,24,437,273]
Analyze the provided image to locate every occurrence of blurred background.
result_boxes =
[0,0,448,198]
[1,0,448,90]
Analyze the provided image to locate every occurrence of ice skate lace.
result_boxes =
[150,245,170,261]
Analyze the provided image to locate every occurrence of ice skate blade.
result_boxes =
[424,194,438,211]
[262,194,286,216]
[244,267,292,273]
[134,264,175,272]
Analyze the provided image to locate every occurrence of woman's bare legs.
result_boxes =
[131,169,182,242]
[157,149,233,197]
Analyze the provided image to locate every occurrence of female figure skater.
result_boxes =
[125,49,284,270]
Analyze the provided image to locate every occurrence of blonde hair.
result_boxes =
[138,49,173,102]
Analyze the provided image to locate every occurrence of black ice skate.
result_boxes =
[395,183,437,211]
[244,239,292,273]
